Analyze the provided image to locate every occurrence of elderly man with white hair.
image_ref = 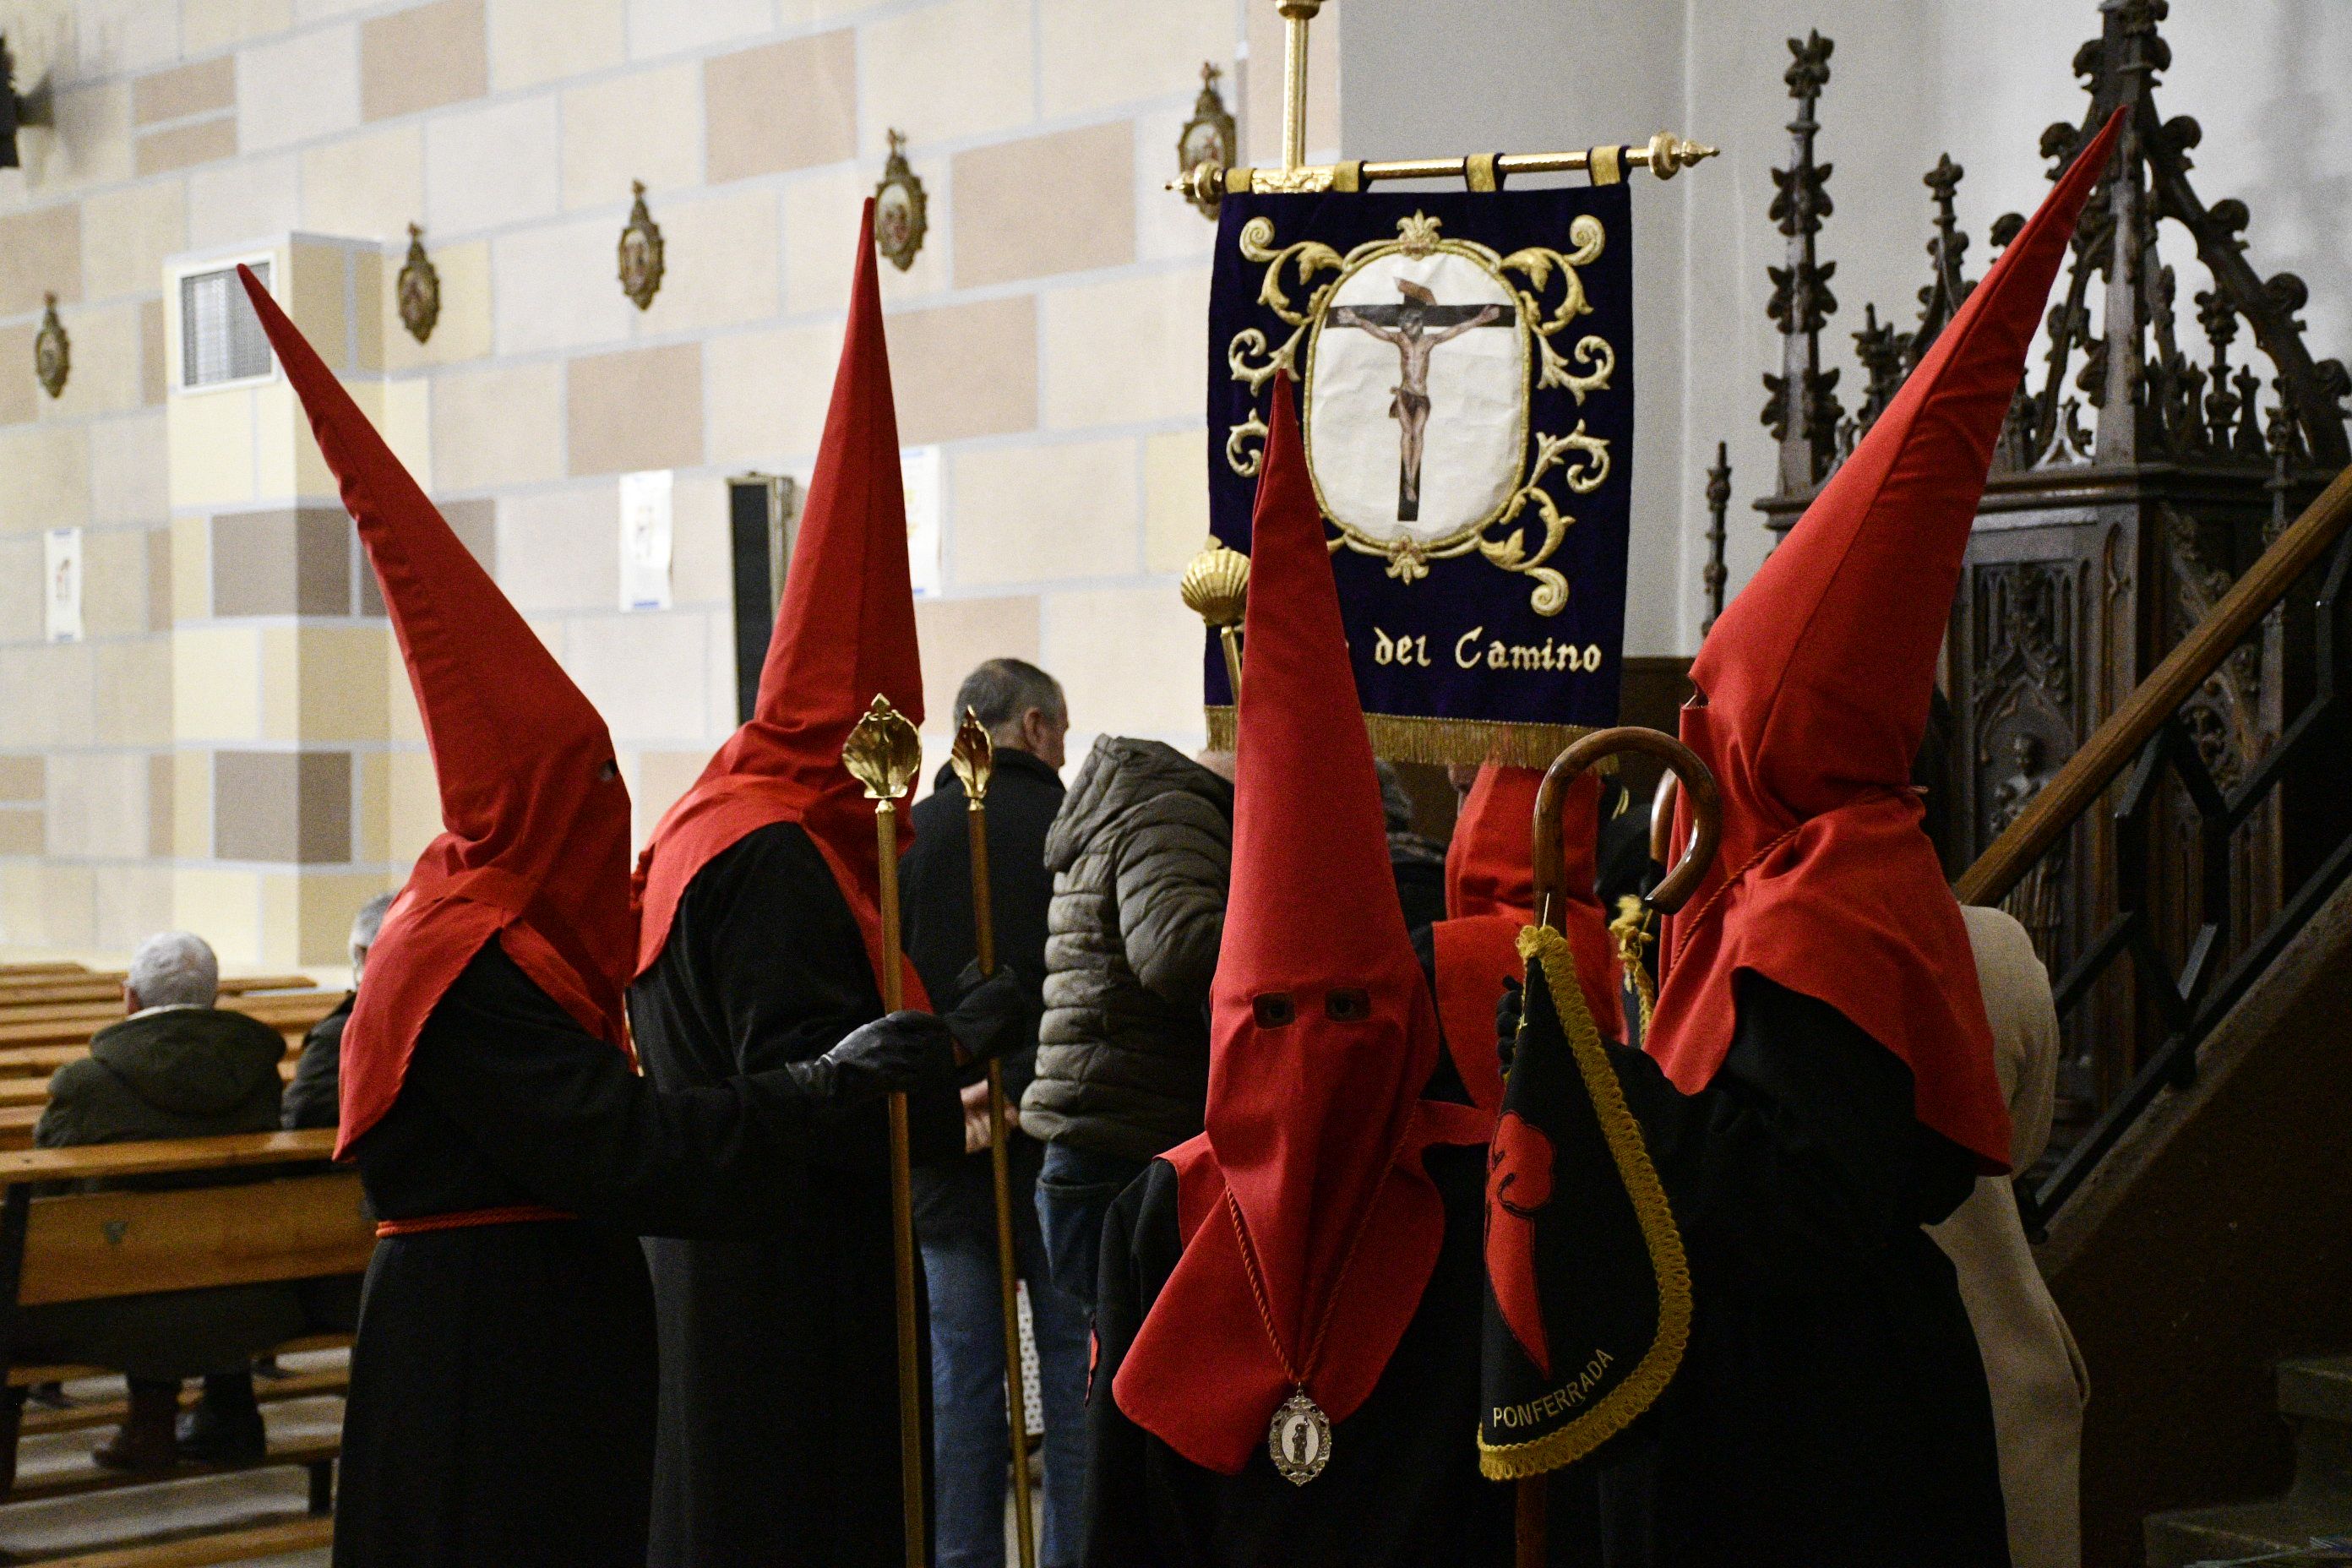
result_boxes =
[23,930,302,1473]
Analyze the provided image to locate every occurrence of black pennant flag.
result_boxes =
[1478,924,1691,1478]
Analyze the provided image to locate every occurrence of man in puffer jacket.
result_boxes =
[1021,737,1233,1312]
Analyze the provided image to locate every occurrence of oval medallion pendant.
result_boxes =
[1268,1390,1331,1486]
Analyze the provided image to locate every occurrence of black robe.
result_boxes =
[627,819,961,1567]
[1584,973,2010,1568]
[1084,1141,1514,1568]
[337,938,825,1568]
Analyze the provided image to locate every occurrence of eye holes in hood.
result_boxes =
[1251,988,1375,1026]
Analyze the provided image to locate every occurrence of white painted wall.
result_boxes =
[1343,0,2352,656]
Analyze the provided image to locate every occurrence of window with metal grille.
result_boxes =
[178,261,274,389]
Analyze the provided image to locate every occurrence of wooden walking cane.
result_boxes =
[949,710,1040,1568]
[842,694,930,1568]
[1519,727,1722,1568]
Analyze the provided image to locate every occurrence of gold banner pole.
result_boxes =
[1278,0,1321,172]
[843,695,928,1568]
[1180,539,1251,702]
[949,710,1039,1568]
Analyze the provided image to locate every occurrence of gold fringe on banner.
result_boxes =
[1204,707,1614,771]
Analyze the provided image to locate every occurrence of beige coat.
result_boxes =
[1930,905,2088,1568]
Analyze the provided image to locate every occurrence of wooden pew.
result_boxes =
[0,994,341,1066]
[0,976,318,1011]
[0,964,89,983]
[0,1130,369,1550]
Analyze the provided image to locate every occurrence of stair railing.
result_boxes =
[1959,466,2352,1234]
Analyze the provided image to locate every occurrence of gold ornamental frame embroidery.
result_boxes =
[1477,923,1692,1480]
[1225,210,1616,616]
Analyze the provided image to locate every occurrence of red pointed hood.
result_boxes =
[1435,764,1622,1113]
[1113,377,1488,1473]
[1652,111,2123,1170]
[633,201,925,1007]
[237,266,636,1157]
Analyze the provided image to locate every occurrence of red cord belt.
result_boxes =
[375,1205,576,1239]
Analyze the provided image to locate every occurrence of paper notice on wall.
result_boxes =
[44,528,82,644]
[618,469,675,612]
[903,445,942,598]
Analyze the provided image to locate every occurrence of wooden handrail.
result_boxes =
[1957,463,2352,906]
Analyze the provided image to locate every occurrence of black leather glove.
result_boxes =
[788,1011,958,1108]
[944,961,1032,1064]
[1496,976,1525,1078]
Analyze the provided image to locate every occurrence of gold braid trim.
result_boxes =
[1203,706,1613,771]
[1477,923,1693,1480]
[1608,898,1657,1037]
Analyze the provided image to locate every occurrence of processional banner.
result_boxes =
[1204,185,1635,765]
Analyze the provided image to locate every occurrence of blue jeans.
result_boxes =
[916,1138,1091,1568]
[1033,1142,1149,1314]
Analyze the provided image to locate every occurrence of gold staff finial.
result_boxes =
[950,708,996,805]
[843,694,922,803]
[1181,538,1251,700]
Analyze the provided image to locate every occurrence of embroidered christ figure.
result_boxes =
[1330,279,1509,522]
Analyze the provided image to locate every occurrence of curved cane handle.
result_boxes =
[1531,727,1723,931]
[1648,771,1680,868]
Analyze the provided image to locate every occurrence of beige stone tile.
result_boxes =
[1132,102,1220,265]
[172,868,259,963]
[44,753,152,859]
[488,0,627,90]
[887,295,1037,447]
[140,299,167,407]
[38,302,143,422]
[252,378,320,503]
[913,593,1042,730]
[298,624,392,741]
[94,864,177,955]
[186,150,301,248]
[1037,0,1233,119]
[666,472,728,607]
[182,0,295,55]
[10,863,98,950]
[0,756,46,803]
[351,249,385,374]
[0,423,90,534]
[172,623,264,741]
[630,748,709,840]
[1244,0,1337,166]
[92,639,172,746]
[214,749,351,863]
[147,525,173,631]
[0,642,95,749]
[148,754,175,855]
[237,22,362,154]
[0,204,83,315]
[431,359,564,491]
[559,609,710,745]
[135,57,238,127]
[950,437,1137,588]
[0,808,42,858]
[383,238,491,371]
[69,0,182,74]
[953,122,1135,288]
[783,162,945,313]
[362,0,487,122]
[559,63,701,213]
[0,327,32,427]
[1142,427,1208,574]
[1041,266,1208,430]
[859,0,1032,154]
[378,375,431,482]
[79,181,186,303]
[423,94,561,236]
[169,387,258,511]
[171,515,212,623]
[625,0,774,56]
[0,536,37,642]
[88,411,167,525]
[385,746,438,860]
[259,623,300,741]
[567,342,703,476]
[79,526,152,638]
[702,318,846,467]
[352,749,389,863]
[637,187,778,335]
[490,215,634,355]
[705,30,856,187]
[211,507,354,618]
[136,116,239,177]
[1043,585,1207,742]
[300,122,426,242]
[172,750,212,858]
[496,482,620,613]
[30,80,134,194]
[294,872,395,961]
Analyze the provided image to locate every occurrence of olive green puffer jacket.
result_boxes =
[1018,738,1233,1162]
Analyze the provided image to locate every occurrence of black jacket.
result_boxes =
[900,747,1063,1104]
[38,1005,286,1152]
[283,993,351,1130]
[1021,738,1233,1162]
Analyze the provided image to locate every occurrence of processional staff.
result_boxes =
[949,709,1041,1568]
[841,694,930,1568]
